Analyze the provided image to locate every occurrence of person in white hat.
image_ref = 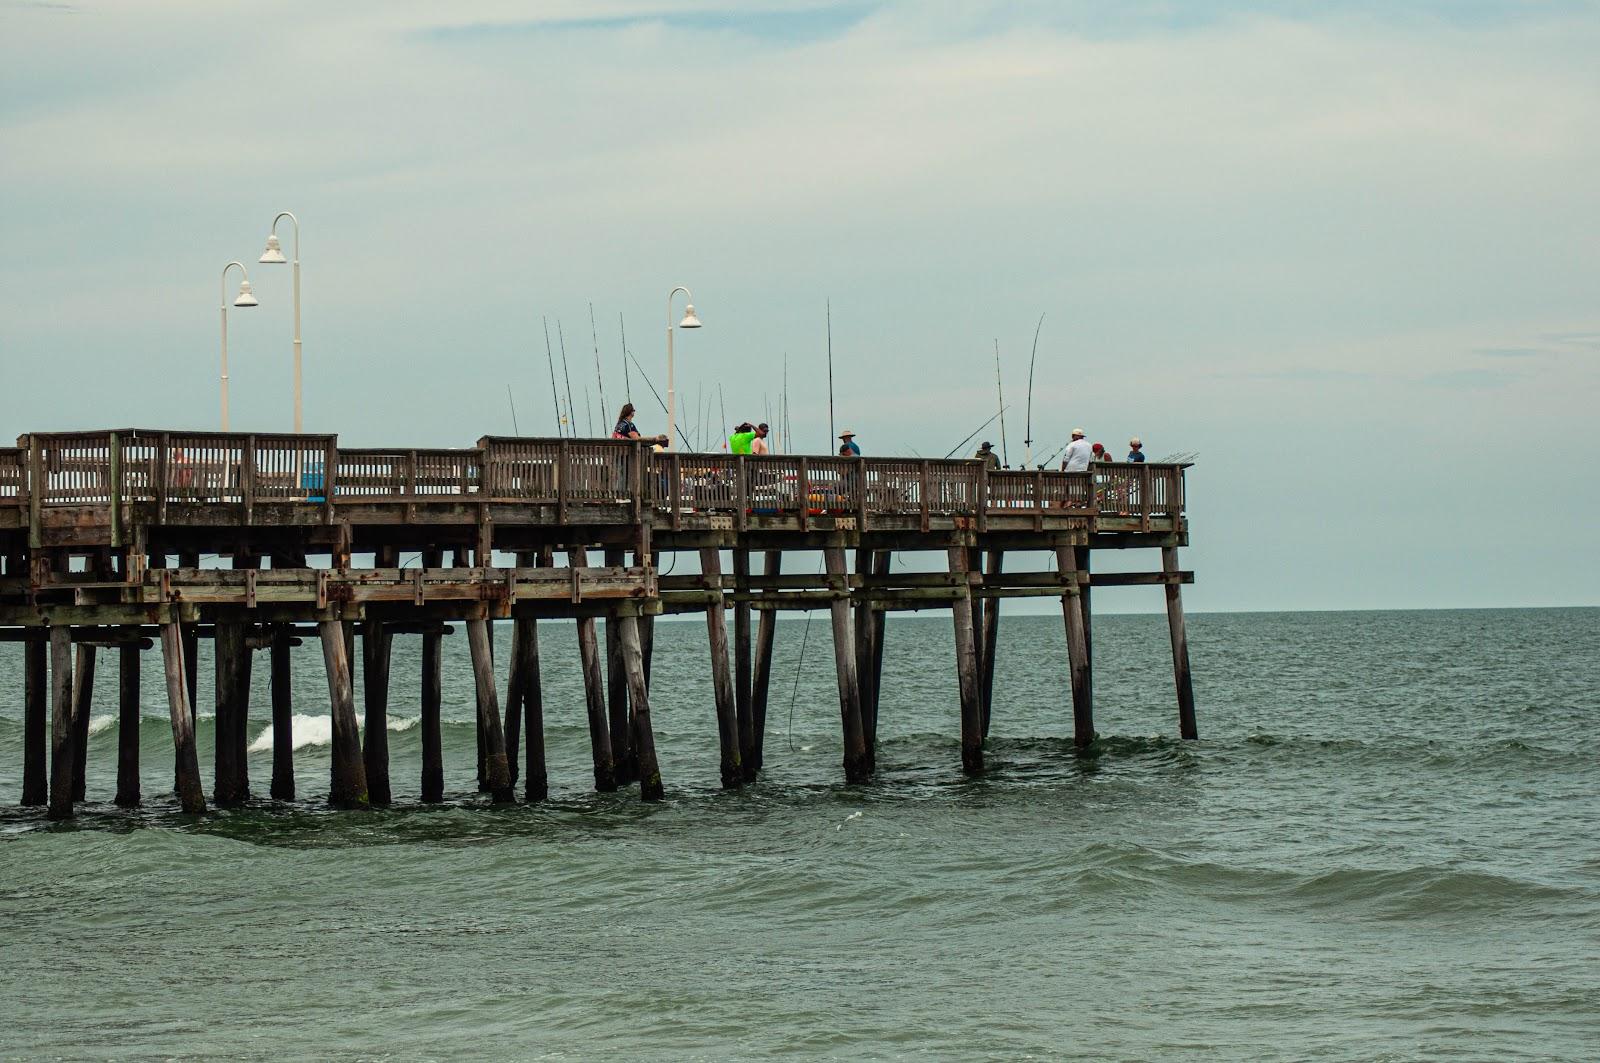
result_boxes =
[1061,427,1094,471]
[1127,437,1146,463]
[838,429,860,457]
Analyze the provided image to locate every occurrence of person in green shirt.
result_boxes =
[728,422,757,454]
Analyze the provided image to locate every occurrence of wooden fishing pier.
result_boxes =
[0,430,1196,819]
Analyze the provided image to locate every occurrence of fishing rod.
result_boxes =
[825,299,836,451]
[1023,312,1044,468]
[506,385,520,435]
[618,312,633,405]
[589,302,608,427]
[718,383,728,451]
[557,321,580,436]
[993,338,1009,467]
[943,405,1009,460]
[1040,440,1070,468]
[626,349,668,416]
[542,317,565,436]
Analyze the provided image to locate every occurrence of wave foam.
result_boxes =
[87,713,118,736]
[248,714,422,753]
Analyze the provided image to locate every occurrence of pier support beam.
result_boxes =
[980,549,1003,738]
[115,636,140,808]
[824,547,870,783]
[21,634,47,806]
[701,547,743,789]
[466,617,514,803]
[48,625,76,820]
[70,640,95,802]
[213,622,250,806]
[748,549,780,778]
[1055,547,1094,747]
[571,547,617,792]
[420,549,445,803]
[362,619,393,806]
[180,551,199,720]
[870,550,890,743]
[948,548,984,775]
[1076,545,1094,710]
[318,620,368,809]
[1163,545,1199,740]
[618,613,663,801]
[733,548,754,782]
[855,549,877,771]
[160,621,205,814]
[270,625,295,801]
[604,547,637,785]
[512,615,547,802]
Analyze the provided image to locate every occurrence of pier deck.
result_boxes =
[1,430,1196,818]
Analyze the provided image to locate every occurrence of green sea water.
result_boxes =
[1,607,1596,1060]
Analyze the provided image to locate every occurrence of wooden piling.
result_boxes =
[1076,545,1094,709]
[824,547,870,783]
[1163,545,1199,740]
[361,619,394,806]
[213,622,250,806]
[466,617,514,803]
[513,615,547,802]
[854,549,877,771]
[70,640,95,802]
[1055,547,1094,748]
[180,551,199,718]
[701,547,743,789]
[21,634,47,806]
[48,625,75,820]
[604,547,637,784]
[269,624,295,800]
[733,547,754,780]
[116,638,140,807]
[948,547,984,775]
[571,546,617,792]
[618,613,663,801]
[419,549,445,803]
[318,619,369,809]
[980,549,1003,738]
[748,549,781,778]
[870,550,890,741]
[160,621,206,814]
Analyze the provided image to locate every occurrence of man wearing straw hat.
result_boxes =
[838,429,860,457]
[1061,428,1093,472]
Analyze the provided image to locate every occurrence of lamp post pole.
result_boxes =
[260,212,302,432]
[219,261,258,432]
[665,286,701,450]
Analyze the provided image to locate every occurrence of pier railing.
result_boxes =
[8,431,1186,529]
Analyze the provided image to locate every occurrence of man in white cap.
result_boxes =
[1061,428,1093,471]
[838,429,860,456]
[1127,437,1146,463]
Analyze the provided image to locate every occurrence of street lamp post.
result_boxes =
[258,212,302,432]
[219,261,259,432]
[665,286,702,450]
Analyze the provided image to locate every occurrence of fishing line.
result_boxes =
[785,554,826,752]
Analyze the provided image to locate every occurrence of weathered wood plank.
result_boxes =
[1163,545,1198,740]
[571,546,616,792]
[161,620,206,814]
[48,625,75,819]
[1055,547,1093,748]
[619,614,663,802]
[361,619,393,806]
[701,547,742,789]
[748,549,780,779]
[824,547,869,783]
[466,617,514,803]
[948,547,983,775]
[318,619,368,809]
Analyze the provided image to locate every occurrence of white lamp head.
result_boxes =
[233,279,259,307]
[259,234,287,264]
[679,304,702,329]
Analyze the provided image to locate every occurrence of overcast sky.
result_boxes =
[2,1,1596,612]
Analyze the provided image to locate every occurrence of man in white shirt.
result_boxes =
[1061,428,1094,471]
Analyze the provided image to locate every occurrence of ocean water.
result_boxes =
[0,607,1596,1060]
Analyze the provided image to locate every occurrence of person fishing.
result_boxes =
[729,422,757,454]
[1061,428,1093,471]
[1127,437,1146,463]
[612,403,666,446]
[750,423,771,455]
[838,430,860,456]
[975,441,1001,469]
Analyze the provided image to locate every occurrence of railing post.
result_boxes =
[557,439,570,524]
[108,432,123,548]
[857,458,871,532]
[735,455,748,531]
[323,439,338,524]
[156,433,169,525]
[241,434,256,526]
[919,460,931,533]
[1140,464,1153,532]
[1034,468,1044,531]
[975,461,987,533]
[632,442,644,522]
[798,457,810,532]
[669,452,682,531]
[405,449,417,498]
[27,435,43,549]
